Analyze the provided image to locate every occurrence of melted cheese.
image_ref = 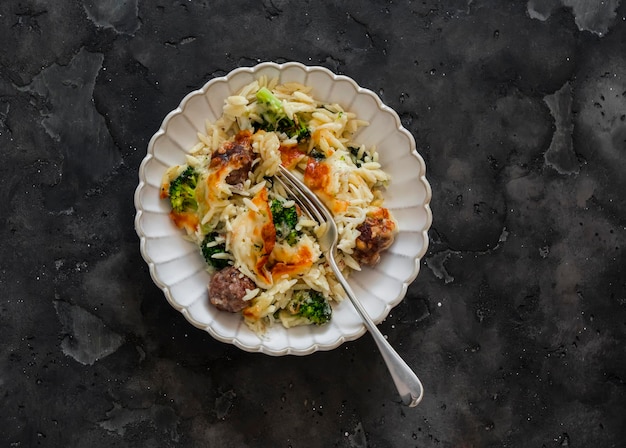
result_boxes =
[303,157,349,214]
[229,186,275,287]
[278,144,306,169]
[169,210,199,234]
[269,234,321,280]
[205,162,231,202]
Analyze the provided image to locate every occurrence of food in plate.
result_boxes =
[160,77,397,334]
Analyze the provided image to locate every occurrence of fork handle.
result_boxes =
[333,270,424,407]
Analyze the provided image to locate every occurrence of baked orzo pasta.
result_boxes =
[160,77,397,334]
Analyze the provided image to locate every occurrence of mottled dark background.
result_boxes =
[1,1,625,447]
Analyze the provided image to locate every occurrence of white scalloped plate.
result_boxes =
[134,62,432,356]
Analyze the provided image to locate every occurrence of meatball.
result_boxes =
[208,266,256,313]
[353,209,397,266]
[210,130,256,185]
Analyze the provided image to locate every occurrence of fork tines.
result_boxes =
[275,165,327,224]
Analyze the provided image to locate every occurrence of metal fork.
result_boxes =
[276,165,424,407]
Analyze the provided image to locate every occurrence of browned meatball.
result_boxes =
[208,266,256,313]
[210,130,256,185]
[353,208,397,266]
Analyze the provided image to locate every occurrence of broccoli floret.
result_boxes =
[287,289,332,325]
[291,118,311,141]
[348,146,371,168]
[285,229,300,246]
[200,233,230,270]
[256,86,283,110]
[309,147,326,160]
[168,166,198,213]
[255,87,310,142]
[270,199,301,246]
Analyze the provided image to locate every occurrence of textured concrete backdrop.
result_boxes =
[1,1,625,447]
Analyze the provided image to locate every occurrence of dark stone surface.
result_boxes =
[1,1,625,446]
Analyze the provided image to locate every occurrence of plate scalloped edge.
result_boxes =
[134,61,432,356]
